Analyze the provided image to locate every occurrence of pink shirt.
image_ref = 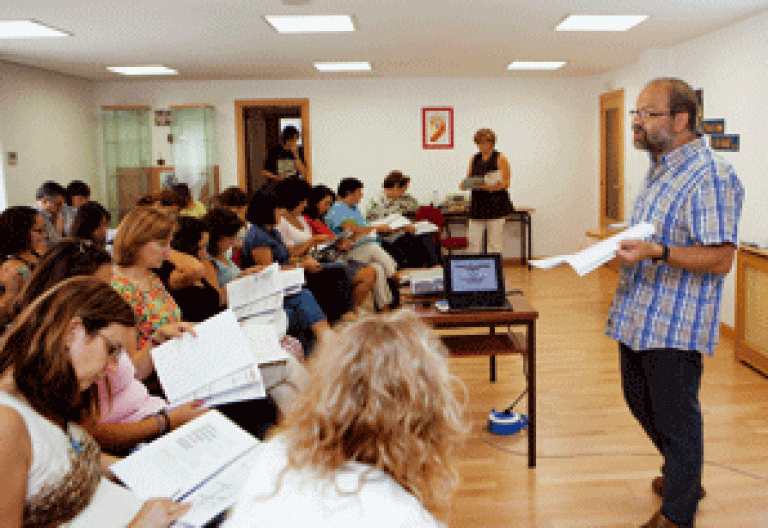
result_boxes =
[98,352,167,423]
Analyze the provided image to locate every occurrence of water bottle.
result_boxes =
[431,189,439,207]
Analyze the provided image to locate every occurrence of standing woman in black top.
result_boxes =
[460,128,512,255]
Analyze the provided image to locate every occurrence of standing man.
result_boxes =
[606,78,743,528]
[33,180,67,247]
[262,125,306,184]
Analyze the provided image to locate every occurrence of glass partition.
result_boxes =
[170,106,218,207]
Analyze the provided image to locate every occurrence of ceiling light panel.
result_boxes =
[265,15,355,33]
[107,66,179,76]
[556,15,648,31]
[0,20,69,38]
[507,61,566,70]
[314,62,371,72]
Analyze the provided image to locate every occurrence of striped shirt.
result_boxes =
[605,138,743,356]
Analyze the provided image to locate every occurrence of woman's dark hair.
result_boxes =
[281,125,300,144]
[70,201,111,241]
[337,178,363,199]
[0,276,135,426]
[171,216,207,257]
[3,239,112,329]
[305,185,336,220]
[0,206,39,256]
[216,187,250,208]
[65,180,91,206]
[204,208,244,257]
[172,183,193,208]
[274,179,311,211]
[245,190,280,228]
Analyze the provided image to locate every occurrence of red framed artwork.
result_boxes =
[422,107,454,149]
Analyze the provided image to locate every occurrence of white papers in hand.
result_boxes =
[370,213,411,231]
[278,267,305,295]
[226,263,280,309]
[110,411,259,526]
[531,223,655,276]
[242,323,291,365]
[413,220,439,235]
[150,310,258,407]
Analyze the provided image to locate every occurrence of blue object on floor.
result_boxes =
[488,408,528,436]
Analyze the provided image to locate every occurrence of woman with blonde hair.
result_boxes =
[0,277,189,527]
[224,310,466,527]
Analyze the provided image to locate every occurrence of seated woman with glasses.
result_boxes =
[0,277,190,527]
[224,310,467,528]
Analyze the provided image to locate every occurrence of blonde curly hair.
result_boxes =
[276,309,467,519]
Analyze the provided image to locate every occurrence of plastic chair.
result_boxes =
[414,206,468,254]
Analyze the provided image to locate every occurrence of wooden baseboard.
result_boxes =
[720,322,735,341]
[503,257,525,266]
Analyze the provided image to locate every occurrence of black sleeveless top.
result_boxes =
[469,150,513,219]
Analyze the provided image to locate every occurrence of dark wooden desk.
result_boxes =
[440,208,534,268]
[402,291,539,467]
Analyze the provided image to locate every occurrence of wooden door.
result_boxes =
[599,89,624,228]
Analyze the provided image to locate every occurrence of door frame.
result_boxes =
[599,89,625,228]
[235,98,311,190]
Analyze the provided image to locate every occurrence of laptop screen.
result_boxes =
[449,256,500,293]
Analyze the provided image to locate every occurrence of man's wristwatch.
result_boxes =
[651,243,669,263]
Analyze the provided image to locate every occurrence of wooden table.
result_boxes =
[440,207,534,268]
[402,290,539,467]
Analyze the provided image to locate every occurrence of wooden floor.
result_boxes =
[443,266,768,527]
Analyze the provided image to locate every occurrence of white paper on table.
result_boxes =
[226,263,280,309]
[169,364,265,409]
[175,445,263,528]
[530,223,655,276]
[110,411,258,503]
[151,310,257,405]
[242,323,291,365]
[413,220,439,235]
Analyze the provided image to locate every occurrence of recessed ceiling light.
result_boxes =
[265,15,354,33]
[0,20,69,38]
[507,61,566,70]
[556,15,648,31]
[314,61,371,72]
[106,65,179,76]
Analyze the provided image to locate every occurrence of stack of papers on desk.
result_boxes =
[531,223,655,276]
[151,310,265,408]
[111,411,261,528]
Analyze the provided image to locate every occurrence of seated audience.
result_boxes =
[276,180,376,314]
[324,178,400,310]
[205,207,263,287]
[33,180,66,246]
[0,276,190,527]
[0,206,48,310]
[70,200,112,248]
[242,191,330,353]
[366,170,441,268]
[272,179,359,321]
[211,186,251,267]
[60,179,92,236]
[174,182,207,218]
[158,216,225,323]
[224,310,466,528]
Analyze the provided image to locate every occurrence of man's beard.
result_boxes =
[633,125,672,155]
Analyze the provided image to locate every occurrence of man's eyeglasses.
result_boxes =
[629,109,677,119]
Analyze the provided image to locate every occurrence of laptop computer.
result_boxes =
[443,253,513,311]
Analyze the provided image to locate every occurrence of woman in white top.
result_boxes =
[224,309,467,528]
[0,277,189,527]
[275,179,376,314]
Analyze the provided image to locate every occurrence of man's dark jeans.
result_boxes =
[619,343,703,528]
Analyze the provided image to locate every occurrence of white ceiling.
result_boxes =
[1,0,766,81]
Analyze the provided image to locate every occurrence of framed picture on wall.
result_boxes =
[422,107,454,149]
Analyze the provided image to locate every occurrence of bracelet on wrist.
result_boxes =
[157,408,171,434]
[652,244,669,263]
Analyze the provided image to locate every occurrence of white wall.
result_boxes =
[93,77,599,259]
[0,61,98,207]
[594,9,768,328]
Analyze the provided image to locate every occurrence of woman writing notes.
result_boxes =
[460,128,512,255]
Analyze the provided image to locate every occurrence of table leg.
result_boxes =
[527,212,532,270]
[489,325,496,382]
[527,319,536,467]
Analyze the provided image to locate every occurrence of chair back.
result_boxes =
[414,205,444,227]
